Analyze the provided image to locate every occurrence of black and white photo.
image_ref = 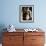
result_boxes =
[19,5,34,23]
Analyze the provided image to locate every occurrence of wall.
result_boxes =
[0,0,46,29]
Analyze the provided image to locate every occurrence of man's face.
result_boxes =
[24,7,27,12]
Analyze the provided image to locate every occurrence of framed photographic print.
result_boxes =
[19,5,34,23]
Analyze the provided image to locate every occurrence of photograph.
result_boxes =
[19,5,34,23]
